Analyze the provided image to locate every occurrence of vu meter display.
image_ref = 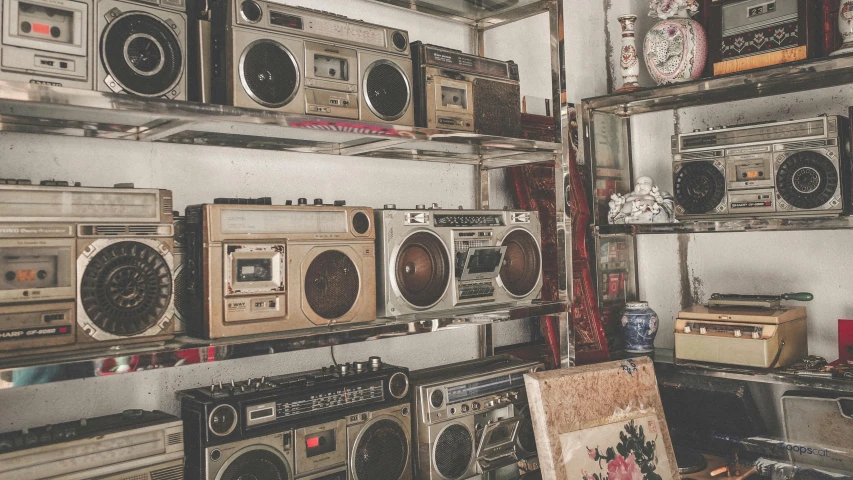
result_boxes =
[16,2,75,44]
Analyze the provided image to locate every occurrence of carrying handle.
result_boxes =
[839,398,853,419]
[780,292,813,302]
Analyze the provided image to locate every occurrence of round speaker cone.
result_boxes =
[220,448,290,480]
[101,12,182,96]
[777,151,838,209]
[240,40,299,108]
[80,241,172,336]
[516,405,537,455]
[352,418,409,480]
[364,60,410,121]
[352,212,370,235]
[395,232,449,308]
[304,250,359,320]
[434,424,473,480]
[674,161,726,214]
[500,229,540,297]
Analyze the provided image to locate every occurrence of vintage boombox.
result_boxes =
[0,0,93,89]
[0,409,183,480]
[411,42,522,137]
[95,0,188,99]
[675,294,809,368]
[180,356,412,480]
[374,206,542,318]
[672,116,852,220]
[0,180,175,357]
[184,199,376,339]
[410,355,542,480]
[707,0,821,76]
[201,0,414,124]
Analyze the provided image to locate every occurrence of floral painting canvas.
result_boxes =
[559,415,674,480]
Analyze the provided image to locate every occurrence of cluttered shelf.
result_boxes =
[366,0,554,27]
[0,81,560,167]
[583,53,853,116]
[0,300,565,389]
[595,216,853,235]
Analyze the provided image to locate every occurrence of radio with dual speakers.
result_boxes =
[180,356,412,480]
[183,198,376,339]
[672,115,852,220]
[410,354,542,480]
[374,206,542,318]
[200,0,414,124]
[0,180,176,358]
[0,409,184,480]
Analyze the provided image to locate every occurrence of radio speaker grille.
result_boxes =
[395,232,449,307]
[304,250,359,320]
[149,464,184,480]
[674,161,726,214]
[776,151,839,209]
[166,431,183,446]
[434,424,473,480]
[80,241,172,336]
[473,78,521,137]
[220,449,290,480]
[241,40,299,108]
[352,418,409,480]
[101,12,183,97]
[365,61,410,121]
[500,229,540,297]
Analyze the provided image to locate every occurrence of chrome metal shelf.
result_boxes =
[0,301,565,389]
[584,53,853,116]
[0,81,560,168]
[595,216,853,236]
[654,348,853,394]
[366,0,553,28]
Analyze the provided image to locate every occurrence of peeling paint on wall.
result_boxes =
[603,0,615,93]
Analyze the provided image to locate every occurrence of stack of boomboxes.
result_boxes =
[0,0,530,137]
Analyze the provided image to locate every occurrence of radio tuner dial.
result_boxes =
[388,372,409,399]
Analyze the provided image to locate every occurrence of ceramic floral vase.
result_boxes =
[643,0,707,85]
[620,301,659,353]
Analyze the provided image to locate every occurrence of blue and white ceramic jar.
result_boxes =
[620,301,659,353]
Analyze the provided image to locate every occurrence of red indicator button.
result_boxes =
[32,23,50,34]
[306,437,320,448]
[765,202,772,206]
[59,327,68,333]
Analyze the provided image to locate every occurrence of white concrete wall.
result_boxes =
[591,0,853,359]
[0,0,558,430]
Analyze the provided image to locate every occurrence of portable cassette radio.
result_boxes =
[374,206,542,318]
[410,355,543,480]
[184,199,376,339]
[0,0,93,89]
[180,356,412,480]
[672,115,852,220]
[0,409,183,480]
[411,42,522,137]
[0,180,175,359]
[200,0,414,125]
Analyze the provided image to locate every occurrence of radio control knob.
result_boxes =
[458,206,464,209]
[314,198,323,205]
[430,203,440,209]
[79,418,87,427]
[416,204,426,210]
[354,362,367,373]
[461,404,470,413]
[369,356,382,369]
[384,204,396,209]
[285,200,293,205]
[472,402,480,411]
[298,198,307,205]
[333,200,346,206]
[683,326,691,334]
[734,329,742,338]
[752,331,761,339]
[699,327,707,335]
[337,363,349,376]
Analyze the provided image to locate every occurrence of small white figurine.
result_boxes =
[607,176,676,224]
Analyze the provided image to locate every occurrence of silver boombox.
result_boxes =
[204,0,414,124]
[410,355,542,480]
[672,116,852,220]
[0,180,175,358]
[0,409,183,480]
[374,207,542,318]
[0,0,188,98]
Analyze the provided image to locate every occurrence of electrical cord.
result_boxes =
[330,345,339,367]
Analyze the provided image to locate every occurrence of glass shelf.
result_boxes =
[596,216,853,235]
[0,301,565,390]
[584,53,853,116]
[366,0,553,28]
[0,81,560,168]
